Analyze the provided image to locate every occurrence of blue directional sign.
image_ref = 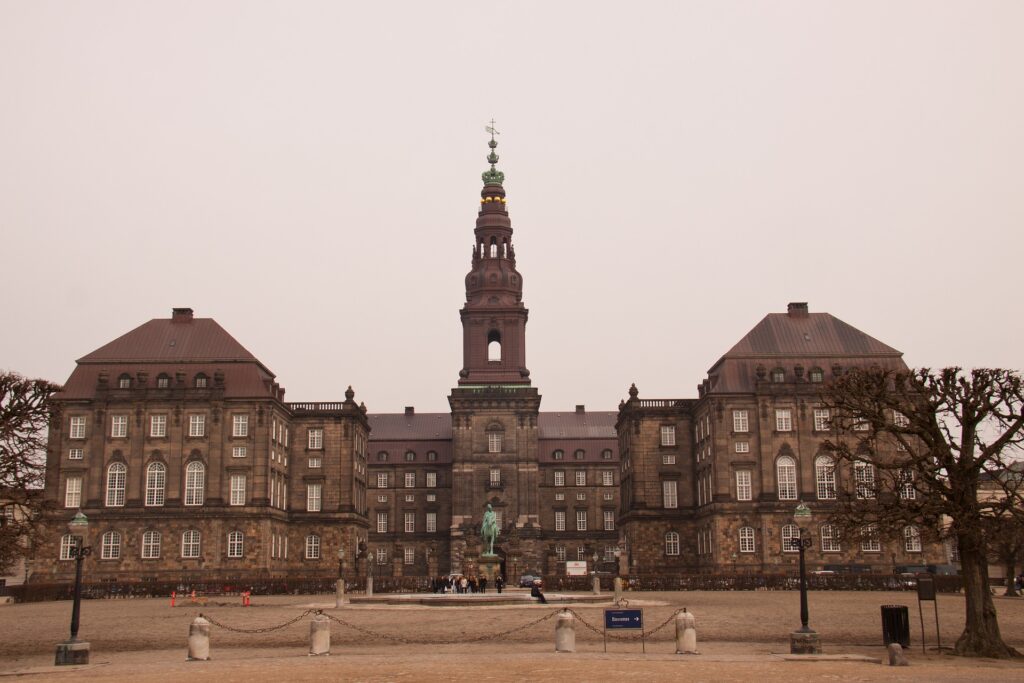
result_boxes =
[604,609,643,630]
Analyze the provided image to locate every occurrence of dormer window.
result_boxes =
[809,368,824,383]
[553,450,564,460]
[771,368,785,383]
[194,374,208,388]
[118,374,131,389]
[156,374,170,388]
[377,451,388,462]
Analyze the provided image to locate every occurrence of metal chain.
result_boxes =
[324,608,559,645]
[563,607,682,641]
[199,609,316,634]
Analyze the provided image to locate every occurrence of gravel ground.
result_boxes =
[2,590,1022,681]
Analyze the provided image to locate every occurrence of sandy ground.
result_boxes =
[1,590,1023,681]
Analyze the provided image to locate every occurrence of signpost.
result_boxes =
[915,574,941,653]
[603,608,645,652]
[565,561,587,577]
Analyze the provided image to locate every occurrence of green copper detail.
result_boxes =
[483,119,505,185]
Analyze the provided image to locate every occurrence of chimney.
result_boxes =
[405,406,415,416]
[787,302,809,318]
[575,405,585,414]
[172,307,194,323]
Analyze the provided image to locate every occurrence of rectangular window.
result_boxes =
[893,410,909,428]
[854,462,875,499]
[308,456,322,468]
[739,527,756,553]
[576,510,587,531]
[426,472,437,488]
[426,493,436,502]
[404,511,415,533]
[554,470,565,487]
[813,408,830,432]
[555,492,565,501]
[376,547,386,565]
[150,415,166,437]
[69,448,84,460]
[65,476,82,508]
[404,547,415,565]
[775,409,792,432]
[306,535,320,559]
[228,414,246,438]
[376,512,388,533]
[735,441,749,453]
[854,418,870,432]
[70,416,86,439]
[601,470,614,486]
[232,446,247,458]
[603,492,613,501]
[490,468,501,486]
[820,524,841,552]
[899,470,916,500]
[662,480,678,509]
[556,546,566,562]
[308,428,323,450]
[111,415,128,438]
[660,425,676,446]
[142,531,161,559]
[488,433,502,453]
[405,472,416,488]
[662,454,676,465]
[736,470,752,501]
[578,547,587,561]
[576,492,586,501]
[575,470,586,486]
[603,510,615,531]
[554,510,566,531]
[733,410,749,433]
[228,532,244,558]
[861,525,881,552]
[189,415,205,437]
[306,483,322,511]
[377,472,388,488]
[377,494,388,503]
[426,512,437,533]
[230,474,246,506]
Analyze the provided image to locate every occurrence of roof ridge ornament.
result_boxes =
[482,119,505,186]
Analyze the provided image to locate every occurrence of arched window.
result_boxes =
[142,531,161,559]
[145,462,166,506]
[815,455,836,500]
[194,373,208,388]
[306,534,321,559]
[771,368,785,383]
[156,373,170,388]
[776,456,797,500]
[117,373,131,389]
[101,531,121,559]
[820,524,840,552]
[105,462,126,507]
[404,451,416,462]
[904,525,922,552]
[781,524,799,553]
[665,531,680,556]
[181,530,201,558]
[59,534,76,560]
[185,461,205,506]
[739,526,755,553]
[809,368,824,383]
[487,330,502,362]
[378,451,389,462]
[489,237,498,258]
[502,239,508,258]
[553,449,564,460]
[426,451,437,462]
[574,449,585,460]
[227,531,244,558]
[602,449,613,460]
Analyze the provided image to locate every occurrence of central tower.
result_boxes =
[448,128,543,578]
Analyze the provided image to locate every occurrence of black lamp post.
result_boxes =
[55,511,92,665]
[789,502,820,654]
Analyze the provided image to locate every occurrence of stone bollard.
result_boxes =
[335,579,347,608]
[592,575,601,595]
[555,610,576,653]
[187,615,211,661]
[887,643,909,666]
[613,577,623,602]
[675,609,698,654]
[366,576,374,597]
[309,612,331,656]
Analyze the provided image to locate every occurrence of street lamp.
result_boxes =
[337,545,345,579]
[55,511,92,665]
[789,502,820,654]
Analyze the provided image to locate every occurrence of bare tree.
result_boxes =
[0,372,59,575]
[822,367,1024,658]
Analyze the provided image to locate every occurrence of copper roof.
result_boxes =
[56,363,277,400]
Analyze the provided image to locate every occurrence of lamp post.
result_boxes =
[335,545,346,608]
[55,511,92,665]
[789,503,821,654]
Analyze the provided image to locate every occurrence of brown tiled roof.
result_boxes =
[717,312,901,362]
[78,318,265,368]
[56,363,277,400]
[368,440,453,463]
[537,438,619,463]
[538,411,617,439]
[367,413,452,441]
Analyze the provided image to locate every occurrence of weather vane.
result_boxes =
[485,119,500,140]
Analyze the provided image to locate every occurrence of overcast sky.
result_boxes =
[1,1,1021,413]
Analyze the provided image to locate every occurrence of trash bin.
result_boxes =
[881,604,910,647]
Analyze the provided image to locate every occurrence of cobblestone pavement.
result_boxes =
[2,590,1022,681]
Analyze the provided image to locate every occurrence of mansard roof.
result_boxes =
[367,409,618,441]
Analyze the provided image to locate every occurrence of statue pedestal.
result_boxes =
[477,555,501,585]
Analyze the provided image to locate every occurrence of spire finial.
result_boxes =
[482,119,505,186]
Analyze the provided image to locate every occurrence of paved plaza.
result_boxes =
[2,590,1023,681]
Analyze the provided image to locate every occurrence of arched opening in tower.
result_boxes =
[489,237,498,258]
[487,329,502,361]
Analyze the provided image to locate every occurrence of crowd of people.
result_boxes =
[430,574,506,594]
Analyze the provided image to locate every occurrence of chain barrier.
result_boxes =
[199,609,317,634]
[562,607,682,641]
[323,609,559,645]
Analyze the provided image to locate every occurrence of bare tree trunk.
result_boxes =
[955,533,1018,657]
[1005,558,1019,598]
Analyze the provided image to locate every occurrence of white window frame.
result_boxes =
[904,525,922,552]
[69,448,84,460]
[488,432,502,453]
[232,446,247,458]
[603,510,615,531]
[309,456,322,469]
[665,531,680,556]
[781,524,799,553]
[306,483,322,511]
[733,410,749,433]
[404,511,415,533]
[377,472,388,488]
[777,456,797,500]
[575,470,586,486]
[775,409,792,432]
[554,470,565,487]
[426,471,437,488]
[145,462,166,506]
[376,547,386,565]
[602,470,614,486]
[142,530,161,559]
[899,470,917,500]
[101,531,121,559]
[405,472,416,488]
[735,441,749,453]
[184,461,205,506]
[60,534,76,560]
[181,530,201,558]
[426,511,437,533]
[813,408,830,432]
[150,414,166,438]
[735,470,752,501]
[376,512,388,533]
[233,414,248,437]
[576,509,587,531]
[404,547,415,565]
[861,524,881,552]
[69,416,86,439]
[660,425,676,446]
[662,454,676,465]
[189,414,205,437]
[490,468,501,486]
[65,476,82,508]
[662,480,678,509]
[105,462,126,507]
[306,534,321,559]
[820,524,840,552]
[111,415,128,438]
[554,510,566,531]
[308,428,323,450]
[815,455,836,500]
[230,474,246,506]
[854,462,876,499]
[556,545,566,562]
[739,526,755,553]
[227,530,244,558]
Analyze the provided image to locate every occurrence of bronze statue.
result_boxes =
[481,503,499,556]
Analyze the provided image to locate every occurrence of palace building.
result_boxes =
[32,137,945,585]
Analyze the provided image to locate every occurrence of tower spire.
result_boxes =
[482,119,505,186]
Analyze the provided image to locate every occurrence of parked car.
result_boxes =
[519,574,541,587]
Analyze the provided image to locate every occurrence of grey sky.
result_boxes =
[1,1,1021,413]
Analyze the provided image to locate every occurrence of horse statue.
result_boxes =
[480,503,499,556]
